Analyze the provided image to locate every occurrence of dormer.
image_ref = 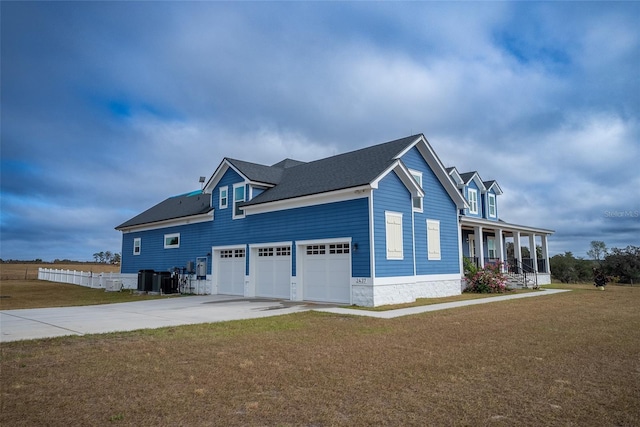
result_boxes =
[458,171,486,218]
[482,180,503,221]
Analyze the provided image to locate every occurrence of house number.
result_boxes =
[355,278,368,284]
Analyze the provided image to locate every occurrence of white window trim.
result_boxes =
[468,188,478,215]
[219,186,228,209]
[427,219,441,260]
[409,169,423,213]
[385,211,404,260]
[488,193,496,218]
[232,183,246,219]
[133,237,141,255]
[164,233,180,249]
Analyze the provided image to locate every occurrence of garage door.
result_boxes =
[217,248,245,295]
[303,243,351,303]
[255,246,291,299]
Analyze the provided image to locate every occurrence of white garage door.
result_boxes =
[217,248,245,295]
[255,246,291,299]
[303,243,351,303]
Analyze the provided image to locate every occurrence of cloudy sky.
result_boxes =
[1,1,638,262]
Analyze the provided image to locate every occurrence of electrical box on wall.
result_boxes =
[196,257,207,280]
[186,261,195,274]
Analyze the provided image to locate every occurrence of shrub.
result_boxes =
[464,262,509,293]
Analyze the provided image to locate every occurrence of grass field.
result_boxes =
[1,283,638,426]
[0,262,120,281]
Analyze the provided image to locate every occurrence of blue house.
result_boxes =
[116,134,552,306]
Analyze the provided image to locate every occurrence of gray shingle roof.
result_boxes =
[459,171,478,184]
[244,134,420,206]
[116,191,212,229]
[226,158,285,185]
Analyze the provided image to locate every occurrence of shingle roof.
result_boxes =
[244,134,420,206]
[459,171,478,184]
[271,158,306,169]
[116,191,212,229]
[226,158,285,185]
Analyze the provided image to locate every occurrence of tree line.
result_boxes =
[92,251,121,264]
[550,241,640,284]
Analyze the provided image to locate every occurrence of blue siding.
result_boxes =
[212,191,371,277]
[122,167,371,278]
[401,147,461,275]
[120,221,214,274]
[373,171,414,277]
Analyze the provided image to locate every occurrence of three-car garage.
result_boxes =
[213,240,352,304]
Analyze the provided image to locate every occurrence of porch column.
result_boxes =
[513,231,522,270]
[529,233,538,272]
[474,225,484,268]
[541,234,550,273]
[495,228,505,271]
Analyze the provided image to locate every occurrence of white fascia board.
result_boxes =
[461,172,487,194]
[460,216,554,235]
[448,168,464,186]
[370,160,424,197]
[485,181,504,195]
[203,159,256,194]
[243,185,371,215]
[411,135,468,209]
[117,212,214,233]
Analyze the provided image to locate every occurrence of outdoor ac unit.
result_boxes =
[105,279,122,292]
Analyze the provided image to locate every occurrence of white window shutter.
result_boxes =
[427,219,441,260]
[385,212,403,260]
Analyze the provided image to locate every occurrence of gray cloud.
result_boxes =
[1,2,638,261]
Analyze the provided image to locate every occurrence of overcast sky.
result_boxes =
[1,1,638,262]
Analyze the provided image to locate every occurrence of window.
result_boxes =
[488,193,496,218]
[164,233,180,249]
[233,183,245,219]
[329,243,350,254]
[487,237,496,258]
[133,238,141,255]
[468,188,478,214]
[427,219,441,260]
[385,212,403,260]
[306,245,326,255]
[219,186,228,209]
[410,170,423,212]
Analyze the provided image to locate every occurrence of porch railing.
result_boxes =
[507,258,538,289]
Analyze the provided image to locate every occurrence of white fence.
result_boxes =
[38,268,127,290]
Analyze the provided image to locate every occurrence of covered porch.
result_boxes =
[460,217,553,287]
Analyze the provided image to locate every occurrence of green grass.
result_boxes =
[0,279,176,310]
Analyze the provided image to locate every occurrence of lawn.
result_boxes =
[1,283,638,426]
[0,280,175,310]
[0,262,120,281]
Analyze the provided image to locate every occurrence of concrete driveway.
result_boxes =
[0,289,569,343]
[0,295,313,343]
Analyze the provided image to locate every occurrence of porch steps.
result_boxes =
[506,273,537,289]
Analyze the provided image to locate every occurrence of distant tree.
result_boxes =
[111,253,121,265]
[93,253,100,262]
[105,251,113,264]
[587,241,607,263]
[602,245,640,284]
[550,252,593,283]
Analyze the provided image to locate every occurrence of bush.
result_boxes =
[464,262,509,293]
